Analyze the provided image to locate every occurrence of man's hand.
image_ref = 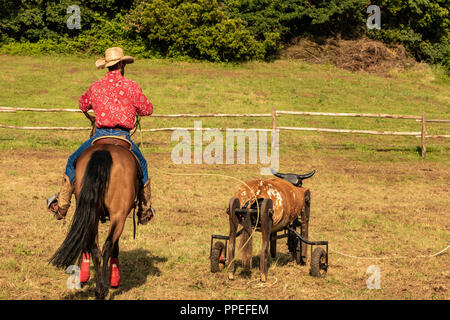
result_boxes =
[83,111,95,124]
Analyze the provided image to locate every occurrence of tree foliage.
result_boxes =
[124,0,274,61]
[224,0,367,40]
[368,0,449,67]
[0,0,448,68]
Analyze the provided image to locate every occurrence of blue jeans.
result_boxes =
[64,128,148,186]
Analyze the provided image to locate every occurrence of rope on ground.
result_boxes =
[247,276,278,288]
[224,276,279,291]
[328,245,449,260]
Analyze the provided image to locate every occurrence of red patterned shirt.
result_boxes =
[79,70,153,130]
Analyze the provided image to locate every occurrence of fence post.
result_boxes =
[272,106,277,132]
[421,111,426,158]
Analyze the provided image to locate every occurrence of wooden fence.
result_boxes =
[0,106,449,158]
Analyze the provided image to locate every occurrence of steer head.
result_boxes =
[270,167,315,187]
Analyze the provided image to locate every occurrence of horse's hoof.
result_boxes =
[95,290,108,300]
[95,292,106,300]
[95,283,109,300]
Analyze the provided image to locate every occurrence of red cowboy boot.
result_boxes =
[80,253,90,283]
[109,257,120,288]
[47,174,74,220]
[137,179,156,225]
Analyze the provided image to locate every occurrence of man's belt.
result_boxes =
[100,126,131,132]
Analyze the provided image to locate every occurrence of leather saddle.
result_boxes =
[92,135,132,150]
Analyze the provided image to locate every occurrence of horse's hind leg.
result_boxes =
[95,220,123,299]
[103,218,126,291]
[109,240,120,288]
[112,242,119,258]
[94,232,113,300]
[97,234,114,299]
[90,230,103,299]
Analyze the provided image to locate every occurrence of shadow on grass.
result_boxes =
[230,252,294,279]
[375,146,423,155]
[63,249,167,300]
[304,143,435,158]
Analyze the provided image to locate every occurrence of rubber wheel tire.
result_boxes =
[210,241,226,273]
[310,247,327,278]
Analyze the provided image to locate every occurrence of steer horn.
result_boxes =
[270,168,316,187]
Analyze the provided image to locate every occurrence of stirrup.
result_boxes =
[138,204,156,225]
[46,192,59,210]
[46,193,65,220]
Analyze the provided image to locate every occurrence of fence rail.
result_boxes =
[0,106,449,158]
[276,110,450,123]
[277,126,422,136]
[1,107,449,122]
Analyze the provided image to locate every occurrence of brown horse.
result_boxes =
[49,138,139,299]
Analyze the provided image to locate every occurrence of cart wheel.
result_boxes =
[210,241,226,273]
[310,247,327,278]
[270,233,277,258]
[228,197,240,216]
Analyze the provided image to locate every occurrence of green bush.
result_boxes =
[0,0,448,68]
[0,13,151,58]
[368,0,449,68]
[124,0,269,61]
[0,0,134,41]
[224,0,367,41]
[0,0,146,57]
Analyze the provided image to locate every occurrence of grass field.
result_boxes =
[0,54,448,300]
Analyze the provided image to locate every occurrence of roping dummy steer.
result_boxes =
[210,169,329,282]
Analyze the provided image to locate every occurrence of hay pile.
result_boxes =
[282,38,416,75]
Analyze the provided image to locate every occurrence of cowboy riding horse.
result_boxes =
[47,47,155,298]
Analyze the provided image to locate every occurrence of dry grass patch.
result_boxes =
[282,38,417,76]
[0,149,448,300]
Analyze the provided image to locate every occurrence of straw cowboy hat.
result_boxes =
[95,47,134,69]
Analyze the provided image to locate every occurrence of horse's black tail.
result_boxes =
[49,150,112,268]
